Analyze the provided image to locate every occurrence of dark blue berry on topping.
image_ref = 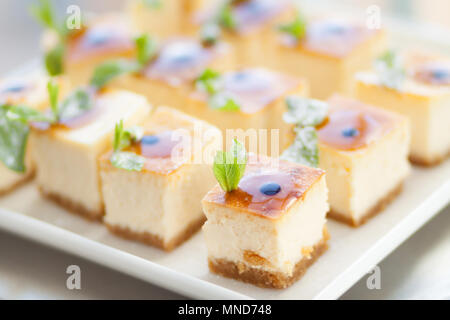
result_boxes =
[86,31,110,46]
[141,135,160,145]
[342,128,359,137]
[2,85,25,93]
[260,182,281,196]
[432,69,449,80]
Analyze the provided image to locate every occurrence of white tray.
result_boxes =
[0,11,449,299]
[0,162,449,299]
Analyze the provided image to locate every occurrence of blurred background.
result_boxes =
[0,0,449,300]
[1,0,450,73]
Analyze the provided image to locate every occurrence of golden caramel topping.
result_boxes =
[412,62,450,86]
[125,130,189,175]
[66,16,134,63]
[192,68,303,113]
[144,38,226,86]
[283,18,378,58]
[318,96,396,151]
[204,155,325,219]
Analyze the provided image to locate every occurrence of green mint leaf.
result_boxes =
[0,106,31,173]
[30,0,58,32]
[375,50,405,89]
[113,120,143,152]
[47,80,59,121]
[110,151,145,171]
[196,68,222,94]
[281,126,319,168]
[213,139,247,192]
[201,23,221,46]
[209,93,241,111]
[278,12,307,40]
[283,96,328,127]
[218,3,236,29]
[135,34,158,66]
[90,59,139,89]
[58,88,93,123]
[142,0,162,9]
[45,44,64,76]
[6,105,54,124]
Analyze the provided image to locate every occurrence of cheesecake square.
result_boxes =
[32,89,151,220]
[46,14,136,86]
[354,51,450,166]
[187,68,308,155]
[0,73,67,195]
[202,155,329,288]
[317,95,410,226]
[110,37,234,111]
[128,0,206,38]
[195,0,295,68]
[99,107,222,251]
[272,16,386,99]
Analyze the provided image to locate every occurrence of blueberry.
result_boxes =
[260,182,281,196]
[432,69,449,80]
[2,85,25,93]
[342,128,359,137]
[86,30,109,46]
[141,135,160,145]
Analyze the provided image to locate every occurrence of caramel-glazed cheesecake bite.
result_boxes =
[316,95,410,226]
[42,13,136,86]
[99,107,222,251]
[0,73,68,195]
[128,0,207,38]
[354,50,450,166]
[188,68,308,154]
[195,0,295,67]
[202,144,329,288]
[32,89,151,220]
[109,37,234,110]
[273,15,386,99]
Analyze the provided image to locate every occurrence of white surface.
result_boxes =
[0,161,448,299]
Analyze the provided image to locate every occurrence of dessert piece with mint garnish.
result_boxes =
[273,11,386,99]
[354,49,450,166]
[202,143,330,288]
[0,73,68,195]
[99,106,222,251]
[189,68,308,156]
[33,0,136,85]
[315,95,410,227]
[128,0,206,39]
[105,37,234,112]
[196,0,295,67]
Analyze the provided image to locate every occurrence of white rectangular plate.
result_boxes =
[0,163,448,300]
[0,11,449,299]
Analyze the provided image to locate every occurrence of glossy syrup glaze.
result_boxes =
[283,18,378,58]
[66,17,134,63]
[318,96,395,151]
[143,38,224,86]
[412,62,450,86]
[204,155,325,219]
[126,130,188,174]
[196,0,290,35]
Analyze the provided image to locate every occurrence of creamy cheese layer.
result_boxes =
[203,176,328,276]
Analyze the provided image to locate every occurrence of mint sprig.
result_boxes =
[30,0,73,76]
[135,34,158,67]
[196,68,221,94]
[142,0,162,9]
[90,59,140,89]
[375,50,405,89]
[283,96,328,127]
[0,106,31,173]
[213,139,247,192]
[281,96,328,168]
[110,120,146,171]
[278,11,307,40]
[195,69,241,111]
